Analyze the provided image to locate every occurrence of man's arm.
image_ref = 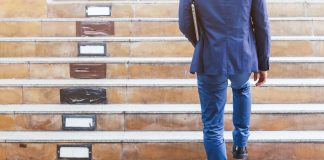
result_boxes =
[178,0,197,46]
[251,0,271,71]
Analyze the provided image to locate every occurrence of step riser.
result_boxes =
[1,86,323,104]
[1,63,324,79]
[0,142,323,160]
[1,21,323,37]
[0,41,323,57]
[44,3,324,18]
[0,113,322,131]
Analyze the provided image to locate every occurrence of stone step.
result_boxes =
[44,0,324,18]
[1,130,323,143]
[0,131,323,159]
[0,104,322,131]
[1,17,324,36]
[1,57,324,79]
[4,0,323,18]
[0,78,323,104]
[0,36,323,57]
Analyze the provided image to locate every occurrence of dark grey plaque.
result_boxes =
[60,88,107,104]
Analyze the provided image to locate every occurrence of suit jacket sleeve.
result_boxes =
[178,0,197,47]
[251,0,271,71]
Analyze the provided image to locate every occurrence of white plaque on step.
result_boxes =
[78,43,106,56]
[58,145,92,160]
[65,117,94,128]
[86,6,112,16]
[62,115,96,130]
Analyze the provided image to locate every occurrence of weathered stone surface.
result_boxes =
[23,88,60,104]
[0,64,29,79]
[5,143,56,160]
[0,87,22,104]
[0,0,46,18]
[30,64,69,79]
[42,22,76,37]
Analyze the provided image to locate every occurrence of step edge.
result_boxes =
[1,57,324,64]
[1,131,324,143]
[1,17,324,22]
[0,36,323,42]
[47,0,180,4]
[46,0,324,4]
[0,104,323,114]
[0,79,323,87]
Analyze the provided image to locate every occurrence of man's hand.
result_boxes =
[253,71,268,87]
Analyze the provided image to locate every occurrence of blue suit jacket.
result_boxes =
[179,0,271,75]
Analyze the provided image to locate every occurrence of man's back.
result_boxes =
[196,0,252,39]
[179,0,271,75]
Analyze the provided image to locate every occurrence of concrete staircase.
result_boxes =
[0,0,324,159]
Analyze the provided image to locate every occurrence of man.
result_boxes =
[179,0,271,159]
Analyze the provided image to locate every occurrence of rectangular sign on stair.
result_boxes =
[70,63,107,79]
[60,88,107,104]
[86,5,112,17]
[57,144,92,160]
[78,43,106,56]
[62,114,96,131]
[76,21,114,37]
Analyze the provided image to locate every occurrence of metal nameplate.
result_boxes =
[62,114,96,131]
[60,88,107,104]
[86,5,112,17]
[76,21,114,37]
[57,144,92,160]
[70,63,106,79]
[78,42,106,56]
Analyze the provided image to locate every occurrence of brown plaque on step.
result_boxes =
[76,21,114,37]
[70,63,106,79]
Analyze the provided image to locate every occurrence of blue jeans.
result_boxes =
[197,73,252,160]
